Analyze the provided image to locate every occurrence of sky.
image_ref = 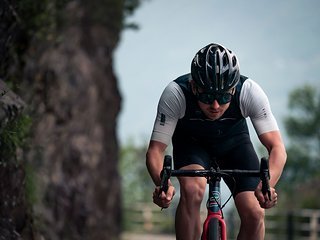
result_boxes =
[115,0,320,147]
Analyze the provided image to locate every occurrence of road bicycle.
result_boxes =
[159,155,272,240]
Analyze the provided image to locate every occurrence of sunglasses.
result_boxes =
[196,92,233,105]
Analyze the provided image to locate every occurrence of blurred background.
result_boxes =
[0,0,319,239]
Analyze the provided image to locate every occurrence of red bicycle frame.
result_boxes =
[201,176,227,240]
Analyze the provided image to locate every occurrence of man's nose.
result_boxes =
[210,99,220,109]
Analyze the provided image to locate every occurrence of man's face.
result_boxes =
[198,99,231,120]
[190,80,234,120]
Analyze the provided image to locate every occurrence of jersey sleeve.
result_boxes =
[239,79,279,135]
[150,81,186,145]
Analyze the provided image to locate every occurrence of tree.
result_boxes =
[281,84,320,208]
[0,0,144,239]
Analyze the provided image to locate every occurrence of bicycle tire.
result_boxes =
[208,218,220,240]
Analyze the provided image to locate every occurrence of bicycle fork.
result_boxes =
[201,177,227,240]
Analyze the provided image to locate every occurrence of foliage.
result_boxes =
[280,84,320,208]
[0,114,32,162]
[1,0,142,83]
[24,163,38,205]
[119,139,177,233]
[119,139,153,205]
[16,0,63,40]
[123,0,145,30]
[1,0,70,87]
[83,0,145,31]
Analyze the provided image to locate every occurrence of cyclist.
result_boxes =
[146,43,287,240]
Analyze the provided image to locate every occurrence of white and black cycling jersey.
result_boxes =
[151,74,279,146]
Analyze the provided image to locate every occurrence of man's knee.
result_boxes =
[235,192,265,225]
[241,206,265,225]
[179,177,206,205]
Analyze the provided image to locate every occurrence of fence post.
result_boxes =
[310,211,318,240]
[287,211,294,240]
[142,206,153,231]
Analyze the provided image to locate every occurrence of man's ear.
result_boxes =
[190,80,198,95]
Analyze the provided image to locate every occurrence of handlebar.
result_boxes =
[160,155,271,200]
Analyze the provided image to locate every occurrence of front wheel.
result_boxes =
[208,218,220,240]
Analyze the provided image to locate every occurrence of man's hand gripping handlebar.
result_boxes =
[152,155,175,210]
[256,157,278,209]
[160,155,172,194]
[260,157,271,201]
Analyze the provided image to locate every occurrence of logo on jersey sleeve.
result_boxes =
[160,113,166,126]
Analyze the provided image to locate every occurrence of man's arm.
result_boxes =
[146,81,185,207]
[258,130,287,188]
[146,140,175,208]
[255,130,287,209]
[146,140,168,186]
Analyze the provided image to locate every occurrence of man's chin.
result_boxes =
[205,113,221,120]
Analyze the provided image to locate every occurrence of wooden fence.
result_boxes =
[227,208,320,240]
[123,202,175,233]
[124,203,320,239]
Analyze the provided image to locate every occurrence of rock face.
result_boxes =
[0,80,27,240]
[0,80,26,127]
[1,0,123,239]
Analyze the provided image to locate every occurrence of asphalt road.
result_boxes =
[121,233,175,240]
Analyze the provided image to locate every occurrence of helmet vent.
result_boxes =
[232,56,237,67]
[222,54,228,67]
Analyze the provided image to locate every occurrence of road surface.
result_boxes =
[121,233,175,240]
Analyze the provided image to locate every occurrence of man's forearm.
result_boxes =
[269,146,287,187]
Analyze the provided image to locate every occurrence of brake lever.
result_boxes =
[160,155,172,193]
[260,157,272,201]
[159,155,172,210]
[159,169,169,195]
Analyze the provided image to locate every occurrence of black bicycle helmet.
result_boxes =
[191,43,240,93]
